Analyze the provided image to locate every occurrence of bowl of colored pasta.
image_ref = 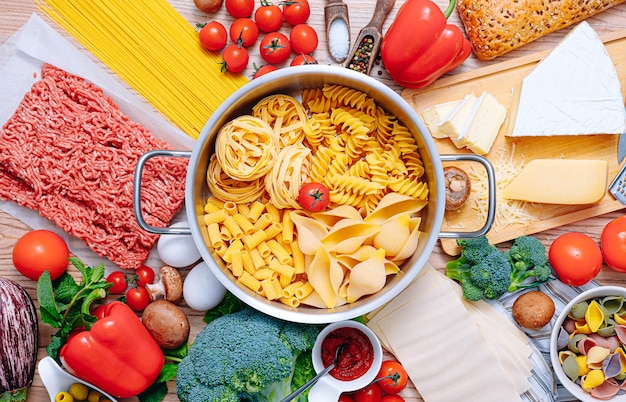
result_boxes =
[137,65,493,323]
[550,286,626,401]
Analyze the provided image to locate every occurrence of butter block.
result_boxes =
[502,159,608,204]
[462,92,507,155]
[438,92,478,146]
[422,99,462,138]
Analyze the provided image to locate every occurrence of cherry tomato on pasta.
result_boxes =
[229,18,259,47]
[289,24,318,55]
[198,21,228,51]
[255,0,283,33]
[376,360,408,394]
[221,44,249,73]
[297,183,330,212]
[282,0,310,25]
[13,230,69,281]
[549,232,602,286]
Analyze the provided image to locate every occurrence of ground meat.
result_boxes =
[0,64,188,270]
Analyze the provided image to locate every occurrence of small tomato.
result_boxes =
[289,23,318,55]
[549,232,602,286]
[13,229,69,281]
[255,0,283,33]
[229,18,259,47]
[252,63,278,79]
[297,182,330,212]
[376,360,408,395]
[259,32,291,64]
[601,215,626,272]
[381,396,405,402]
[221,44,249,73]
[353,382,382,402]
[198,21,228,51]
[338,394,355,402]
[106,271,128,294]
[134,265,156,287]
[125,286,151,312]
[225,0,254,18]
[290,53,317,66]
[282,0,310,25]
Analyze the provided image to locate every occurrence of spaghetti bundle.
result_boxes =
[36,0,249,139]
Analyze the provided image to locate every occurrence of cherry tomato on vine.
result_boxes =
[13,230,69,281]
[259,32,291,64]
[381,395,405,402]
[549,232,602,286]
[225,0,254,18]
[297,182,330,212]
[229,18,259,47]
[282,0,310,25]
[601,215,626,272]
[134,265,156,287]
[353,382,382,402]
[221,44,249,73]
[125,286,151,312]
[338,394,355,402]
[376,360,408,394]
[252,63,278,79]
[106,271,128,294]
[198,21,228,51]
[255,0,283,33]
[289,23,318,55]
[290,53,317,66]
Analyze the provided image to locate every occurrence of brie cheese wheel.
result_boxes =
[502,159,608,204]
[509,21,626,137]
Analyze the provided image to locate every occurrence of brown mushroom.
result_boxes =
[142,300,190,349]
[443,166,471,211]
[512,291,555,330]
[145,265,183,303]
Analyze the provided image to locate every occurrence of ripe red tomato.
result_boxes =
[255,1,283,33]
[549,232,602,286]
[221,44,249,73]
[353,382,382,402]
[282,0,310,25]
[381,396,405,402]
[290,54,317,66]
[229,18,259,47]
[376,360,408,395]
[125,286,151,312]
[297,182,330,212]
[339,394,355,402]
[289,24,318,55]
[134,266,156,287]
[13,230,69,281]
[259,32,291,64]
[601,215,626,272]
[252,63,278,79]
[106,271,128,294]
[225,0,254,18]
[198,21,228,51]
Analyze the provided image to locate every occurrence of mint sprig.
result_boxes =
[37,257,112,361]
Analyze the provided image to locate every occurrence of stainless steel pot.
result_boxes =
[134,65,495,324]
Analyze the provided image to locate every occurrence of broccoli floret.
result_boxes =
[176,308,319,402]
[446,236,512,301]
[506,236,553,292]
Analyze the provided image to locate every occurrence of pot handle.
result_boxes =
[438,154,496,239]
[133,149,192,235]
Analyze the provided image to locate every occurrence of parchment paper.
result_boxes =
[0,14,197,274]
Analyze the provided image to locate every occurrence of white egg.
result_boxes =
[157,221,202,268]
[183,261,227,311]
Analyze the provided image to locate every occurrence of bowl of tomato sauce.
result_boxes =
[309,320,383,401]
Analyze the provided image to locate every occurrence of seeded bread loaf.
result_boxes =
[456,0,626,60]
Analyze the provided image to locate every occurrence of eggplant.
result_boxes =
[0,277,38,401]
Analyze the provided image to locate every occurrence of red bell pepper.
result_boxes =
[60,301,164,398]
[380,0,471,88]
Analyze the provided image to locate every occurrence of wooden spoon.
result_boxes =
[344,0,396,75]
[324,0,351,63]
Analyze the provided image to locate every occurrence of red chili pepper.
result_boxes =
[380,0,471,88]
[59,301,164,398]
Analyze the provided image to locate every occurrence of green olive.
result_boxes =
[55,391,74,402]
[87,390,103,402]
[69,383,89,400]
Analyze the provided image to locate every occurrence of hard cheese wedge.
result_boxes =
[502,159,608,204]
[508,21,626,137]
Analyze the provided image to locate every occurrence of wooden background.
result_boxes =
[1,0,626,400]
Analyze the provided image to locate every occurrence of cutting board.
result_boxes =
[401,28,626,256]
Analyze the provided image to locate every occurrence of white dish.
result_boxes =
[38,356,118,402]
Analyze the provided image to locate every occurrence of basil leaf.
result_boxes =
[36,271,62,326]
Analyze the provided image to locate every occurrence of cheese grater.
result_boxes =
[609,163,626,205]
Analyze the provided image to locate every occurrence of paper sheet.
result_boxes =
[0,14,196,273]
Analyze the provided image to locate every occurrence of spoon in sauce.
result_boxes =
[281,342,347,402]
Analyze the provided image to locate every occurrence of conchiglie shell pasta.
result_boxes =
[306,247,345,308]
[311,205,363,228]
[290,211,328,255]
[321,219,380,254]
[374,215,422,262]
[346,248,388,303]
[364,192,428,225]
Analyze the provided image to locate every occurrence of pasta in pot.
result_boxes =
[204,85,430,308]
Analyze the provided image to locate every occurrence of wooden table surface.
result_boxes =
[1,0,626,401]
